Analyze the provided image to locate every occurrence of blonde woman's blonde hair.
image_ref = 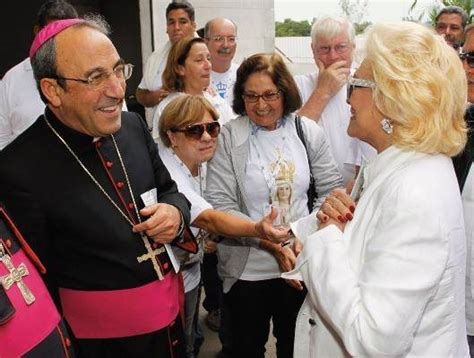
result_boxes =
[159,94,219,147]
[365,22,467,156]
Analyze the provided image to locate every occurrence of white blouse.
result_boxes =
[287,146,469,357]
[160,147,211,292]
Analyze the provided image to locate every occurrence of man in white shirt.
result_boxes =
[136,1,196,129]
[204,18,238,106]
[0,0,78,150]
[294,16,374,185]
[457,23,474,358]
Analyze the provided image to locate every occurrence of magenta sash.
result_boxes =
[0,250,61,358]
[59,271,180,339]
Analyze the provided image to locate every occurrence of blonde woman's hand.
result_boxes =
[316,188,355,230]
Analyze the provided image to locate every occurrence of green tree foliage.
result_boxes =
[339,0,368,24]
[339,0,372,34]
[275,18,311,37]
[354,21,371,34]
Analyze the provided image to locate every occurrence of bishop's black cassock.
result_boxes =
[0,108,191,357]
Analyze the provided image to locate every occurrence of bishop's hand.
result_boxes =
[133,203,181,244]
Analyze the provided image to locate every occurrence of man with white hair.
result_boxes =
[295,16,373,185]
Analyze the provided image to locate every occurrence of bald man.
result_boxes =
[205,18,238,106]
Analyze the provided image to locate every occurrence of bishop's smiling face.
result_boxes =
[48,25,125,137]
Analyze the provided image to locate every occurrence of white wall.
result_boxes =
[139,0,275,67]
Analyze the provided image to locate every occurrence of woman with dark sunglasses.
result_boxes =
[158,94,289,358]
[151,37,235,149]
[285,22,469,357]
[205,53,344,358]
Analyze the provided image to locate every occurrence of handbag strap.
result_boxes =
[295,115,313,180]
[295,116,316,212]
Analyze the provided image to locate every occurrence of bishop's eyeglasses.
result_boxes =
[53,63,134,89]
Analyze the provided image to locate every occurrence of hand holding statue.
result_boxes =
[255,207,291,243]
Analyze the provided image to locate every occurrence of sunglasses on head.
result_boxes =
[460,51,474,68]
[347,76,377,99]
[171,122,221,140]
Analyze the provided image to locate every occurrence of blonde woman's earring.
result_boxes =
[381,118,393,134]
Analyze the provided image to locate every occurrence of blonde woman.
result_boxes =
[287,22,469,357]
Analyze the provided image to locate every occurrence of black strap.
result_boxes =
[295,116,316,211]
[453,108,474,191]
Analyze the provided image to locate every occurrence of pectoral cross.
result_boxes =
[137,235,166,280]
[0,243,35,305]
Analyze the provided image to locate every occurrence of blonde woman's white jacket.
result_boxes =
[286,146,469,357]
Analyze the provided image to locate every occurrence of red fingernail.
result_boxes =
[349,205,355,213]
[346,213,353,220]
[322,215,328,222]
[337,215,344,222]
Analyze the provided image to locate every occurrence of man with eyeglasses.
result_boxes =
[136,1,196,130]
[295,16,374,186]
[0,0,78,151]
[456,23,474,358]
[0,17,192,357]
[435,6,468,50]
[205,18,239,107]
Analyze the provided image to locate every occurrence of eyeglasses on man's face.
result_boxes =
[317,43,350,55]
[242,90,282,103]
[460,51,474,68]
[347,76,377,99]
[171,121,221,140]
[207,35,237,44]
[53,63,134,89]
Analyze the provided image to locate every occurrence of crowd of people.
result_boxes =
[0,1,472,358]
